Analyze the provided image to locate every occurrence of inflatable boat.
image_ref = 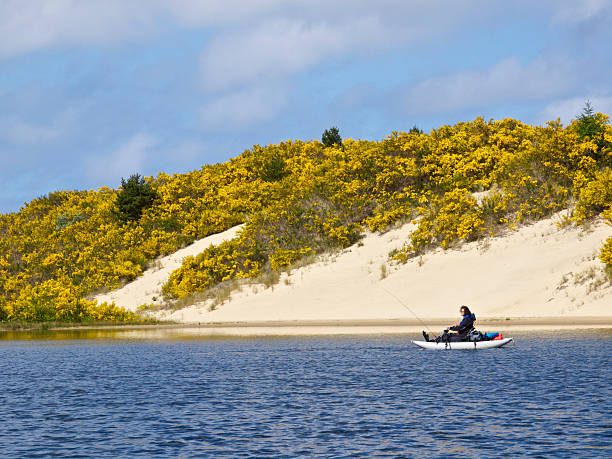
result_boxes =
[411,337,514,350]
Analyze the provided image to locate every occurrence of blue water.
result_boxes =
[0,330,610,457]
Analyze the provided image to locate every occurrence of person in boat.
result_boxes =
[422,305,476,342]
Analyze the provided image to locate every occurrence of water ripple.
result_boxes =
[0,331,610,457]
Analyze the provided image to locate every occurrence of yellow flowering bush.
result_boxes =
[2,112,612,319]
[601,237,612,266]
[574,168,612,223]
[269,247,314,271]
[598,208,612,274]
[162,236,265,299]
[392,188,484,261]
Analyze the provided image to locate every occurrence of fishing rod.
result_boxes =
[376,282,434,334]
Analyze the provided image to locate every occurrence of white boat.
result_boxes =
[411,338,514,350]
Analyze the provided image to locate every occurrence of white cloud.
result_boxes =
[163,139,205,163]
[199,15,387,91]
[86,133,158,183]
[552,0,610,24]
[165,0,289,27]
[0,0,162,59]
[0,116,64,145]
[200,86,287,129]
[536,95,612,125]
[2,1,484,86]
[84,133,211,184]
[0,1,296,59]
[0,0,592,62]
[402,56,577,115]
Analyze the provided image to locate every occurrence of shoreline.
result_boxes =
[2,316,610,337]
[89,216,611,330]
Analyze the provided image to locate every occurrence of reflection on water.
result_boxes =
[0,330,610,457]
[0,327,233,342]
[2,326,611,342]
[0,326,420,341]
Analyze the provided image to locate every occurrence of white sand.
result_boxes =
[98,214,612,329]
[93,225,243,310]
[49,321,612,339]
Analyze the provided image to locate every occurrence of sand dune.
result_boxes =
[93,225,243,310]
[97,214,611,328]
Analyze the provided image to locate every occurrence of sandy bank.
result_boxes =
[93,225,243,309]
[47,316,612,336]
[98,212,611,329]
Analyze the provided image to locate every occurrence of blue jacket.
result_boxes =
[450,313,476,335]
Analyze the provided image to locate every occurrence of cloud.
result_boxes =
[84,133,212,185]
[401,56,577,115]
[199,15,388,92]
[163,139,205,164]
[552,0,611,24]
[85,133,158,183]
[0,116,64,145]
[536,95,612,125]
[0,1,162,59]
[0,1,293,59]
[0,1,590,62]
[200,86,287,129]
[164,0,288,27]
[195,1,485,91]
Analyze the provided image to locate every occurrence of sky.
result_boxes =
[1,0,611,213]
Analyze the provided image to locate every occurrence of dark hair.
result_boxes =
[460,305,471,315]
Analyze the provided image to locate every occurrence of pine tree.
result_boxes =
[409,125,423,134]
[322,126,342,147]
[575,100,601,141]
[114,174,158,222]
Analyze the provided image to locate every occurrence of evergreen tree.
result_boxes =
[322,126,342,147]
[409,125,423,134]
[114,174,158,222]
[574,100,611,164]
[575,101,601,141]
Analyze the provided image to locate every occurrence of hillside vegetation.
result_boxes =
[1,110,611,322]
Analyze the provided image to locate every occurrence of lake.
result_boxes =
[0,329,610,457]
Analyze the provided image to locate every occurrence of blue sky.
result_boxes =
[1,0,611,213]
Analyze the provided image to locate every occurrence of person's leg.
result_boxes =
[448,333,466,342]
[435,331,450,343]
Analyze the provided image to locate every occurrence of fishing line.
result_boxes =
[376,282,433,333]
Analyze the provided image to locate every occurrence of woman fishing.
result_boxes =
[422,305,476,342]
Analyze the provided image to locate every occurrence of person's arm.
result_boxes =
[453,315,474,334]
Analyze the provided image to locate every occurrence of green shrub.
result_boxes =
[259,156,288,182]
[55,212,86,231]
[409,125,423,134]
[573,101,611,164]
[322,126,342,147]
[114,174,158,222]
[575,101,602,141]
